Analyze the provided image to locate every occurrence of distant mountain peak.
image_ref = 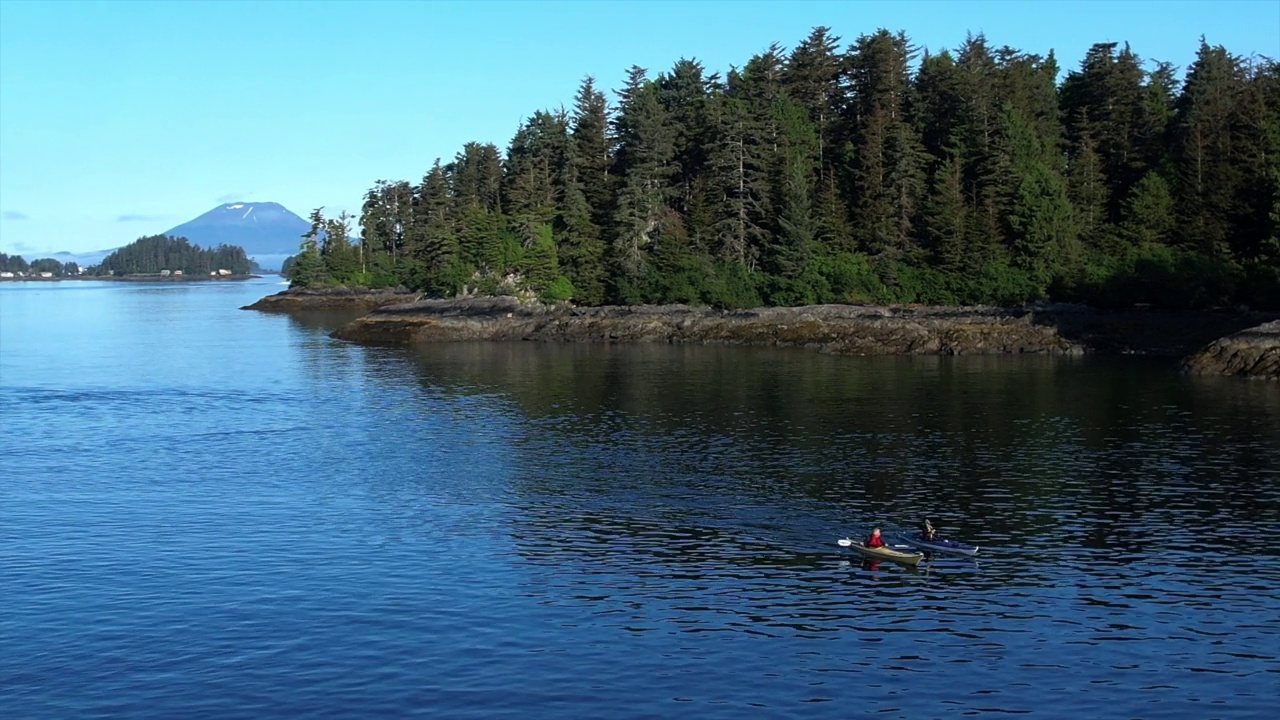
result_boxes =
[162,202,310,257]
[12,201,309,271]
[221,200,285,210]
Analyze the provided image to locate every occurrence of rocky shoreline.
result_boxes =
[328,297,1082,355]
[240,286,420,312]
[240,289,1280,376]
[309,294,1271,361]
[1181,320,1280,379]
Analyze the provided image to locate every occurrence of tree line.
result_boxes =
[0,253,79,276]
[91,235,253,276]
[287,29,1280,310]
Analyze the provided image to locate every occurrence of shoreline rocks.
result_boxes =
[241,289,1280,374]
[240,286,420,312]
[1181,320,1280,379]
[323,296,1277,361]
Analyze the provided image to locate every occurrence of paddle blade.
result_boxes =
[837,538,853,547]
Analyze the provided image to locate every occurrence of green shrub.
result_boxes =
[540,275,576,302]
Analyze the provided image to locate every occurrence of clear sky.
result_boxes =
[1,0,1277,256]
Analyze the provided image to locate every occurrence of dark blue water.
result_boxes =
[2,278,1278,719]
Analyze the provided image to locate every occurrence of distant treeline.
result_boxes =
[0,252,78,276]
[286,29,1280,309]
[90,235,253,276]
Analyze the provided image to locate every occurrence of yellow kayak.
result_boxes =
[838,538,924,566]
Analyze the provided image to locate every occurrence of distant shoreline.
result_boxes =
[0,273,266,283]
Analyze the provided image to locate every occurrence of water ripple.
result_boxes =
[2,283,1278,719]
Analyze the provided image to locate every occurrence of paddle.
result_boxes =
[837,538,917,551]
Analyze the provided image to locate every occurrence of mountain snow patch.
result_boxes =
[227,203,245,209]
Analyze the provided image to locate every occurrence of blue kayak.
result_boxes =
[894,535,979,556]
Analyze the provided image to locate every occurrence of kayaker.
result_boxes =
[920,519,937,541]
[865,527,886,548]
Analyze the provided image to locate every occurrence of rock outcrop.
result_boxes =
[241,291,1277,365]
[1181,320,1280,379]
[330,297,1088,356]
[241,287,419,312]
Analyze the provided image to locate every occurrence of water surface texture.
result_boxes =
[2,279,1278,719]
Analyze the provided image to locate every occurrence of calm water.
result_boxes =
[2,278,1278,719]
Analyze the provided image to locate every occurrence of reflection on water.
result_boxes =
[392,342,1280,713]
[2,281,1278,719]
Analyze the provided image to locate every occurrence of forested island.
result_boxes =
[90,234,255,277]
[1,235,257,280]
[283,29,1278,313]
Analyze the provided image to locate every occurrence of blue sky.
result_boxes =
[1,0,1277,256]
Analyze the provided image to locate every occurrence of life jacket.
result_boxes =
[865,534,885,548]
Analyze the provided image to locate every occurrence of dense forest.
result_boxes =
[91,235,253,276]
[288,30,1280,310]
[0,252,79,276]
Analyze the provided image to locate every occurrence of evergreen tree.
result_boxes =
[1172,39,1245,256]
[923,151,970,272]
[1061,42,1153,220]
[321,210,361,281]
[1065,127,1111,249]
[609,65,676,296]
[706,69,771,271]
[914,49,965,160]
[358,181,412,268]
[1139,61,1178,171]
[951,35,1006,258]
[556,156,607,304]
[561,83,612,304]
[784,27,843,182]
[504,110,567,242]
[0,252,30,273]
[844,30,928,260]
[413,160,467,295]
[767,96,824,303]
[658,58,714,215]
[289,210,327,287]
[451,142,504,213]
[1001,107,1078,286]
[571,76,614,231]
[1121,171,1176,246]
[1229,58,1280,260]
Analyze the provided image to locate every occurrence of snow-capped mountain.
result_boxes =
[162,201,311,256]
[14,202,316,271]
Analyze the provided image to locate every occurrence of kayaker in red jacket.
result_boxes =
[865,527,886,548]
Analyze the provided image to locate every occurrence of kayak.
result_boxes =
[894,535,979,557]
[838,538,924,566]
